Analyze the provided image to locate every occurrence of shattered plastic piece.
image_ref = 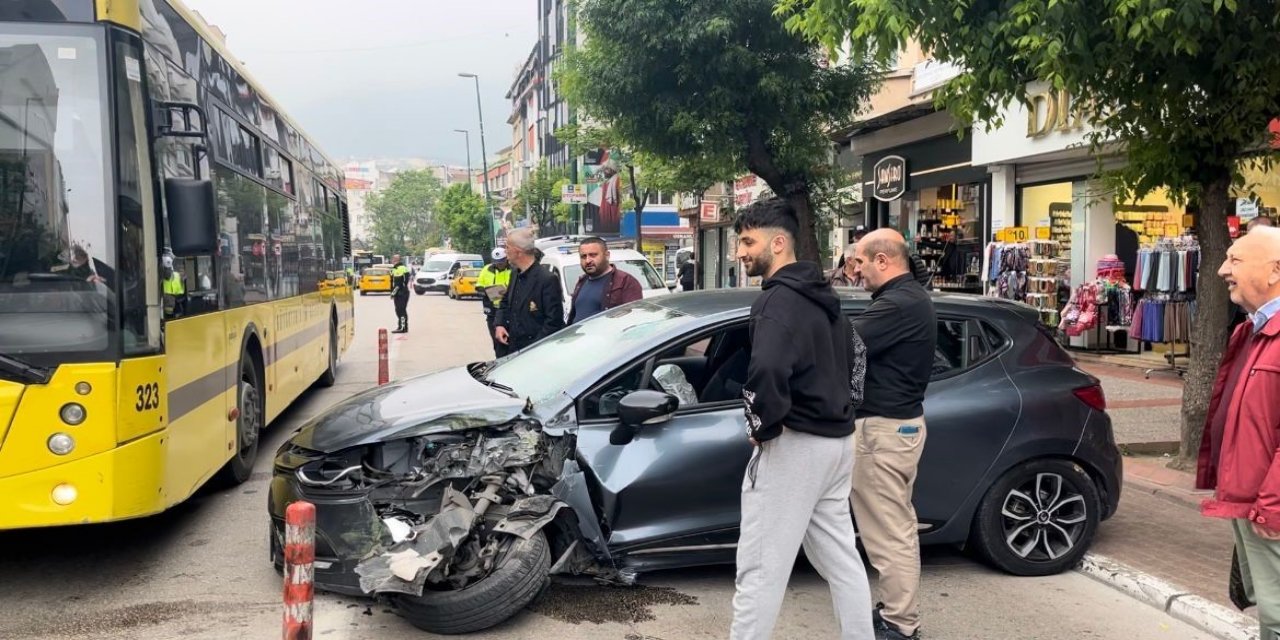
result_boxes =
[383,518,413,543]
[493,494,566,540]
[653,364,698,406]
[356,487,478,596]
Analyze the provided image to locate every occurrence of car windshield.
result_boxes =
[0,24,114,368]
[485,303,692,405]
[423,259,454,272]
[564,259,666,289]
[363,268,390,277]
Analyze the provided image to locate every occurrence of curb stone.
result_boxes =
[1078,553,1258,640]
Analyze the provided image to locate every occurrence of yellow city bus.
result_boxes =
[0,0,355,529]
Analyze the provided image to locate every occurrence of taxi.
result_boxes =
[358,267,393,295]
[447,267,482,299]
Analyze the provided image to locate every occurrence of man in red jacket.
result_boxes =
[568,237,643,324]
[1198,226,1280,638]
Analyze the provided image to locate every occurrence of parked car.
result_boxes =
[414,253,484,295]
[358,267,392,295]
[268,290,1121,634]
[539,244,671,323]
[448,268,482,300]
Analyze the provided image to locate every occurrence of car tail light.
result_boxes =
[1073,384,1107,412]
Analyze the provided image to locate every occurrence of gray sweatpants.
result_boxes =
[730,429,875,640]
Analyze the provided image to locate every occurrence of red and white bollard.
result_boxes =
[377,327,389,385]
[283,500,315,640]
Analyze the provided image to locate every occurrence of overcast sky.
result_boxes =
[183,0,538,166]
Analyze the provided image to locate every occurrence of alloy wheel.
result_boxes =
[1000,472,1088,561]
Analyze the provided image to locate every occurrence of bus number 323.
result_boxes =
[135,383,160,412]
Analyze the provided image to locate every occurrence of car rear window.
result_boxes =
[363,268,390,276]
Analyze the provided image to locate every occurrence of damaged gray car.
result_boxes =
[268,290,1121,634]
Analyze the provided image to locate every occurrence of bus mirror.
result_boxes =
[155,101,208,139]
[166,178,218,256]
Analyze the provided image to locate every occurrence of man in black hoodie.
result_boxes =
[729,198,873,640]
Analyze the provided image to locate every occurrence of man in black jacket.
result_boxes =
[494,229,564,352]
[729,198,873,640]
[849,228,937,640]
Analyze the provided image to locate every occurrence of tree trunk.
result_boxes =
[743,132,821,263]
[1178,171,1234,468]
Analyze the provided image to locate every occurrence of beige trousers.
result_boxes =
[850,415,927,635]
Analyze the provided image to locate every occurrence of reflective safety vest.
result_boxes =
[476,264,512,306]
[163,272,184,295]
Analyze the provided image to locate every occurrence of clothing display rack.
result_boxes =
[985,240,1068,327]
[1059,254,1138,354]
[1131,236,1200,378]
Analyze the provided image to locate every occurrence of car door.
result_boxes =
[910,315,1021,533]
[574,321,754,553]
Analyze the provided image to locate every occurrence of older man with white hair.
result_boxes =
[494,228,564,353]
[1198,226,1280,639]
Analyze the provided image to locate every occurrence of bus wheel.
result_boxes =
[317,319,338,388]
[216,358,262,486]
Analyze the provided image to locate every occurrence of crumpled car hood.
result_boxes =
[289,366,528,453]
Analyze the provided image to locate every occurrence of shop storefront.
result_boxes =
[860,131,991,293]
[971,83,1219,368]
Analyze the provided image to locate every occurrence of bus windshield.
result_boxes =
[0,24,115,368]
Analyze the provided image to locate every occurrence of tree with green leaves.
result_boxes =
[365,170,443,257]
[437,183,492,255]
[777,0,1280,465]
[560,0,880,261]
[510,162,572,233]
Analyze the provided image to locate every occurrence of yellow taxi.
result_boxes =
[448,267,482,299]
[359,267,393,295]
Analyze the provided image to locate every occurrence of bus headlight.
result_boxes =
[60,403,86,425]
[47,433,75,455]
[51,484,78,505]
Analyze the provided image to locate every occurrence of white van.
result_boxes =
[539,243,672,323]
[414,252,484,295]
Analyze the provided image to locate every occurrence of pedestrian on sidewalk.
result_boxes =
[390,254,411,334]
[849,228,937,640]
[494,228,564,353]
[729,197,874,640]
[567,237,642,324]
[477,248,512,358]
[1197,226,1280,639]
[828,243,864,289]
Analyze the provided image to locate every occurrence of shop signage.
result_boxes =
[699,201,720,222]
[872,155,907,202]
[998,226,1031,242]
[1026,89,1089,138]
[560,184,588,204]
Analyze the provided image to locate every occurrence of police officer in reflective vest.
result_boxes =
[161,253,185,318]
[476,247,513,357]
[390,254,411,333]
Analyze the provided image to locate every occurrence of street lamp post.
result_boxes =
[452,129,472,184]
[458,72,496,250]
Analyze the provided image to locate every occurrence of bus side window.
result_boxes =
[179,256,218,315]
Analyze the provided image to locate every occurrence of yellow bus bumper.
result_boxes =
[0,430,168,530]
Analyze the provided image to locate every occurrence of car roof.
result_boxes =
[647,287,1040,323]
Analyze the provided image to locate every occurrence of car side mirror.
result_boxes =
[165,177,217,255]
[618,390,678,428]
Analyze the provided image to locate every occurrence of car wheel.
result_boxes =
[360,290,367,296]
[317,319,338,388]
[415,288,425,296]
[395,530,550,634]
[215,357,263,486]
[971,458,1100,576]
